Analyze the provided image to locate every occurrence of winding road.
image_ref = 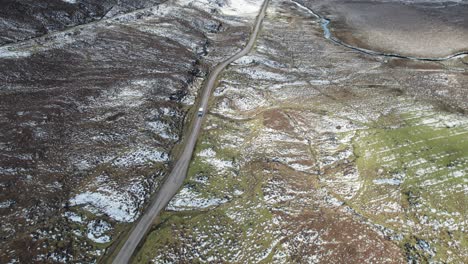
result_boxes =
[111,1,270,263]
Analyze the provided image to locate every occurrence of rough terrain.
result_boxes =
[112,1,270,262]
[0,0,260,262]
[0,0,467,263]
[134,0,468,263]
[0,0,165,45]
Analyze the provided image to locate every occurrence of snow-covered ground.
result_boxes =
[180,0,263,18]
[112,147,168,167]
[0,47,31,58]
[222,0,263,17]
[69,176,146,222]
[87,220,112,243]
[0,199,15,209]
[198,148,234,172]
[167,186,228,211]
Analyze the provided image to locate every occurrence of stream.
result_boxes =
[290,0,468,62]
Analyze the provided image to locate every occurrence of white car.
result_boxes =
[198,107,204,117]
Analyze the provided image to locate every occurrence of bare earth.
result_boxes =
[306,0,468,58]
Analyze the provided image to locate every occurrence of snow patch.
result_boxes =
[112,147,168,167]
[167,187,228,211]
[238,67,289,81]
[69,177,146,222]
[373,178,402,186]
[0,200,15,209]
[63,211,84,223]
[87,220,111,243]
[198,148,234,172]
[147,120,178,140]
[221,0,262,17]
[0,47,31,59]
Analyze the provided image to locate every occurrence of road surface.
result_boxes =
[112,1,269,263]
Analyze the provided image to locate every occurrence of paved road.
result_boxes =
[112,1,269,263]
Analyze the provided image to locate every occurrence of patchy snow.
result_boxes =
[113,87,145,107]
[326,169,362,200]
[167,186,228,211]
[238,67,290,81]
[213,84,270,117]
[72,229,82,237]
[155,107,180,118]
[181,77,203,106]
[415,165,439,177]
[207,157,234,171]
[221,0,263,17]
[141,21,206,51]
[289,163,313,172]
[256,128,304,144]
[199,148,216,158]
[233,55,256,65]
[382,201,403,213]
[63,211,84,223]
[87,220,111,244]
[112,147,168,167]
[69,176,146,222]
[452,170,465,178]
[218,131,246,148]
[198,148,234,172]
[0,47,31,59]
[325,195,345,207]
[89,87,145,110]
[146,120,178,140]
[233,54,287,69]
[373,178,403,186]
[0,199,15,209]
[234,189,244,196]
[309,79,331,85]
[70,190,135,222]
[406,158,427,167]
[263,189,294,205]
[193,174,209,185]
[49,252,68,263]
[34,252,69,263]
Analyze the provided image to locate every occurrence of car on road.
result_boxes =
[198,107,204,117]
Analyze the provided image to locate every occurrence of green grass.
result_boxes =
[351,111,468,262]
[133,114,277,263]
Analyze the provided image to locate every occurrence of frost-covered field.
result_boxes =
[135,0,467,263]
